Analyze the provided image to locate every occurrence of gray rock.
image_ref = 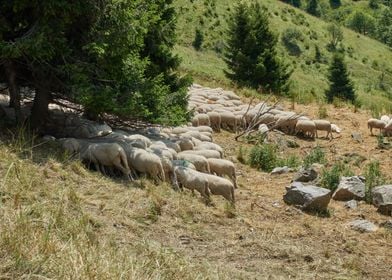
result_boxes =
[333,176,366,201]
[349,220,378,233]
[283,182,332,211]
[271,166,293,175]
[380,220,392,230]
[372,185,392,215]
[351,132,363,143]
[345,200,358,209]
[293,168,318,183]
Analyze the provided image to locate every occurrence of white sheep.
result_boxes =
[181,149,222,159]
[331,124,341,134]
[192,113,210,127]
[380,115,390,124]
[295,120,317,139]
[176,137,194,151]
[220,111,237,132]
[177,152,210,173]
[207,158,237,189]
[367,118,386,135]
[174,167,210,201]
[204,174,235,203]
[172,159,197,170]
[128,148,165,183]
[207,111,221,132]
[314,119,332,139]
[194,142,224,157]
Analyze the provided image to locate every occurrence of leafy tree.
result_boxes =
[347,11,376,35]
[369,0,380,9]
[327,23,344,50]
[306,0,321,17]
[224,1,292,94]
[376,7,392,47]
[325,53,356,103]
[193,28,204,50]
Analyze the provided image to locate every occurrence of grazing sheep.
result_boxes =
[176,137,194,151]
[220,111,237,132]
[314,119,333,139]
[194,142,224,157]
[181,149,222,159]
[128,148,165,183]
[204,174,235,203]
[207,158,237,189]
[207,112,221,132]
[123,134,152,149]
[192,113,210,127]
[174,167,210,200]
[81,142,132,179]
[367,118,386,135]
[177,153,210,173]
[60,138,84,154]
[380,115,390,124]
[172,159,197,170]
[193,126,213,134]
[295,120,317,139]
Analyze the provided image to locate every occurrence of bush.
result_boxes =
[237,146,247,164]
[320,162,354,191]
[192,29,204,51]
[364,161,385,203]
[303,146,326,168]
[248,144,278,172]
[277,154,302,169]
[281,28,303,56]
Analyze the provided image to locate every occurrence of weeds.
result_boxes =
[303,146,326,168]
[237,146,247,164]
[320,162,354,192]
[248,144,278,172]
[364,161,385,203]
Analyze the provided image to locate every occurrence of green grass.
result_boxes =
[173,0,392,113]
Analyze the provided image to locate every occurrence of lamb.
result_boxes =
[177,153,210,173]
[204,174,235,203]
[313,119,332,139]
[174,167,210,201]
[295,120,317,139]
[128,148,165,183]
[207,111,221,132]
[181,149,222,159]
[367,118,386,135]
[207,158,237,189]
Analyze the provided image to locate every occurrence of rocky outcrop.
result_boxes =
[332,176,366,201]
[372,185,392,215]
[283,182,331,211]
[293,168,318,183]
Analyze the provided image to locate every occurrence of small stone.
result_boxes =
[351,132,363,143]
[380,220,392,230]
[345,200,358,209]
[293,168,318,183]
[333,176,366,201]
[349,219,378,233]
[372,185,392,215]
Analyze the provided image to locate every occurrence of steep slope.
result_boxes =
[173,0,392,114]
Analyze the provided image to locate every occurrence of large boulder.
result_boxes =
[372,185,392,215]
[332,176,366,201]
[293,168,318,183]
[283,182,332,211]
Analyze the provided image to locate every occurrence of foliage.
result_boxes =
[325,53,356,103]
[224,1,292,94]
[306,0,321,17]
[364,160,385,203]
[282,28,303,56]
[346,11,376,36]
[281,0,302,8]
[376,7,392,47]
[303,145,326,168]
[326,23,343,50]
[329,0,341,9]
[193,29,204,50]
[248,144,279,172]
[320,162,354,192]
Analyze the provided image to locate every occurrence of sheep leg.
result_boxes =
[232,172,238,189]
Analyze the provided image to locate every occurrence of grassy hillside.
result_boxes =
[173,0,392,114]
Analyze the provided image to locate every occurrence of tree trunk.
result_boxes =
[4,60,22,123]
[30,84,51,131]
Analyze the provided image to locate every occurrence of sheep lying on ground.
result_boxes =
[295,120,317,139]
[367,118,386,135]
[207,158,237,189]
[174,167,210,201]
[204,174,235,203]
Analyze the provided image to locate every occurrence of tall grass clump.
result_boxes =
[303,146,326,168]
[248,144,278,172]
[364,160,385,203]
[320,162,354,191]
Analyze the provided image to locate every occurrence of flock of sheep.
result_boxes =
[60,124,236,204]
[368,115,392,136]
[189,84,341,139]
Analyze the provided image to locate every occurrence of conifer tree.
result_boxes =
[306,0,321,17]
[224,1,291,94]
[325,53,356,103]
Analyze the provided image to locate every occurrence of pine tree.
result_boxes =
[306,0,321,17]
[325,53,356,103]
[193,29,204,50]
[224,1,291,94]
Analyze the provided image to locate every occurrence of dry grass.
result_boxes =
[1,103,392,279]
